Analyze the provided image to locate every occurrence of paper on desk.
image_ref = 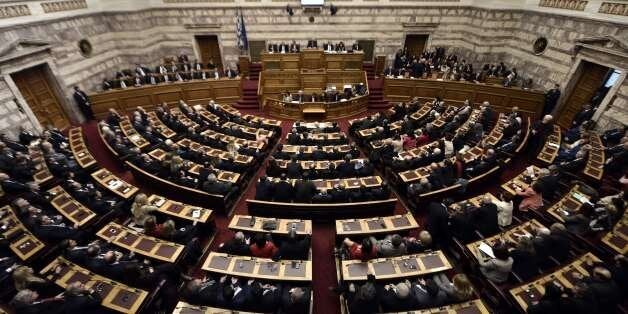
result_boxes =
[478,242,495,259]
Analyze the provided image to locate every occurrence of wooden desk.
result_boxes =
[47,186,96,227]
[263,95,369,120]
[200,129,266,151]
[147,111,176,139]
[274,158,365,171]
[335,214,419,236]
[119,117,150,150]
[176,138,254,165]
[0,205,45,261]
[509,253,600,311]
[267,176,383,191]
[466,219,545,263]
[341,251,452,281]
[384,77,544,116]
[384,299,490,314]
[144,149,240,184]
[282,144,351,154]
[91,169,139,199]
[89,78,241,119]
[41,256,148,313]
[537,125,561,164]
[286,132,346,142]
[147,194,213,224]
[68,127,97,168]
[601,209,628,254]
[247,198,398,221]
[222,121,275,139]
[545,185,589,222]
[500,166,542,196]
[292,121,336,132]
[172,301,262,314]
[202,252,312,281]
[28,145,53,185]
[170,108,200,129]
[229,215,312,235]
[242,114,282,130]
[96,222,184,263]
[583,133,605,180]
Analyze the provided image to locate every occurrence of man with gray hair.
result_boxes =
[373,234,407,257]
[219,231,250,256]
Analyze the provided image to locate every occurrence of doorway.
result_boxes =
[557,61,611,128]
[404,34,429,58]
[195,35,223,69]
[11,64,70,130]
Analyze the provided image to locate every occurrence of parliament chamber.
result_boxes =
[0,1,626,314]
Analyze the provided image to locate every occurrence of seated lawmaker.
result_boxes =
[342,237,377,261]
[274,229,310,260]
[249,233,278,258]
[219,231,251,256]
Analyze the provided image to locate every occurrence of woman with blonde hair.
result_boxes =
[170,156,184,174]
[131,193,157,226]
[12,266,49,291]
[433,273,474,302]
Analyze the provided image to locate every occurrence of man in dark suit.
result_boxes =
[294,176,317,203]
[472,195,499,236]
[286,158,302,179]
[62,281,103,312]
[311,146,327,160]
[425,199,452,247]
[289,40,300,53]
[427,163,445,189]
[224,67,238,79]
[273,229,310,260]
[185,277,220,305]
[219,232,251,256]
[255,176,274,201]
[281,286,310,313]
[73,86,93,120]
[202,174,232,195]
[0,172,31,193]
[379,281,416,312]
[351,41,361,51]
[330,184,350,202]
[337,156,355,178]
[542,84,561,115]
[307,40,317,48]
[273,174,294,202]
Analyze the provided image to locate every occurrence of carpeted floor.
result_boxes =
[80,108,537,314]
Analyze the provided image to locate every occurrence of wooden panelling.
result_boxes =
[89,79,241,119]
[384,78,544,115]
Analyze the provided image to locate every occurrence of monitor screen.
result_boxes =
[301,0,324,5]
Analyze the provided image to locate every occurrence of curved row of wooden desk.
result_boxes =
[88,78,241,119]
[383,77,544,116]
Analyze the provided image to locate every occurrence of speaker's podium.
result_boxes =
[258,49,368,120]
[301,103,326,120]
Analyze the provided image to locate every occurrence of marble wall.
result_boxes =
[0,2,625,136]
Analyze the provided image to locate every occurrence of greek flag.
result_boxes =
[236,9,248,51]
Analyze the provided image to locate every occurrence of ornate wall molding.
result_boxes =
[41,0,87,13]
[599,2,628,16]
[0,4,30,19]
[538,0,588,11]
[183,23,222,29]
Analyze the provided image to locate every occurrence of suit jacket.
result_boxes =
[473,203,499,236]
[286,162,303,179]
[63,291,103,313]
[255,180,275,201]
[294,180,317,203]
[274,180,294,202]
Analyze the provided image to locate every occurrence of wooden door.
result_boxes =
[558,61,609,128]
[195,35,223,69]
[11,65,70,130]
[404,34,429,58]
